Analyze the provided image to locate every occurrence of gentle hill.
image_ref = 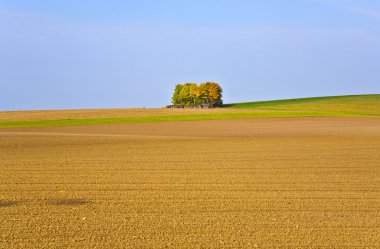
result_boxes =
[0,94,379,128]
[227,94,380,116]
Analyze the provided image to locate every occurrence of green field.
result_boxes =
[228,94,380,114]
[0,94,379,128]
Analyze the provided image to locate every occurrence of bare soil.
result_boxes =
[1,118,379,248]
[0,108,248,122]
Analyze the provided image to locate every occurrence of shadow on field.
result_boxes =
[0,200,20,207]
[48,199,90,206]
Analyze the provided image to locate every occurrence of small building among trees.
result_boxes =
[168,82,223,108]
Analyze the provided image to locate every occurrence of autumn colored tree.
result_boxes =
[205,82,223,106]
[179,83,193,106]
[198,83,209,104]
[171,82,223,107]
[177,84,187,105]
[171,84,183,105]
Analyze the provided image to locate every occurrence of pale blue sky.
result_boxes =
[1,0,379,110]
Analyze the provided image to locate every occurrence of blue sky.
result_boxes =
[1,0,380,110]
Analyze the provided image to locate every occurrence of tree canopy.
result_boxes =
[171,82,223,107]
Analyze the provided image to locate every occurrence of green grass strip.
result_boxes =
[0,111,377,128]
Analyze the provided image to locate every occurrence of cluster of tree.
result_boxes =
[171,82,223,107]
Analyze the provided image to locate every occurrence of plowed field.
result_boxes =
[1,118,379,248]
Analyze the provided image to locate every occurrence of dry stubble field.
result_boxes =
[1,118,380,248]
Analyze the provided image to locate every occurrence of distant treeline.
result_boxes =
[171,82,223,107]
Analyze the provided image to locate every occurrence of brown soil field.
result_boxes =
[0,108,249,122]
[1,118,380,248]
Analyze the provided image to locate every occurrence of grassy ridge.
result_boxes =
[228,94,380,114]
[1,94,379,128]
